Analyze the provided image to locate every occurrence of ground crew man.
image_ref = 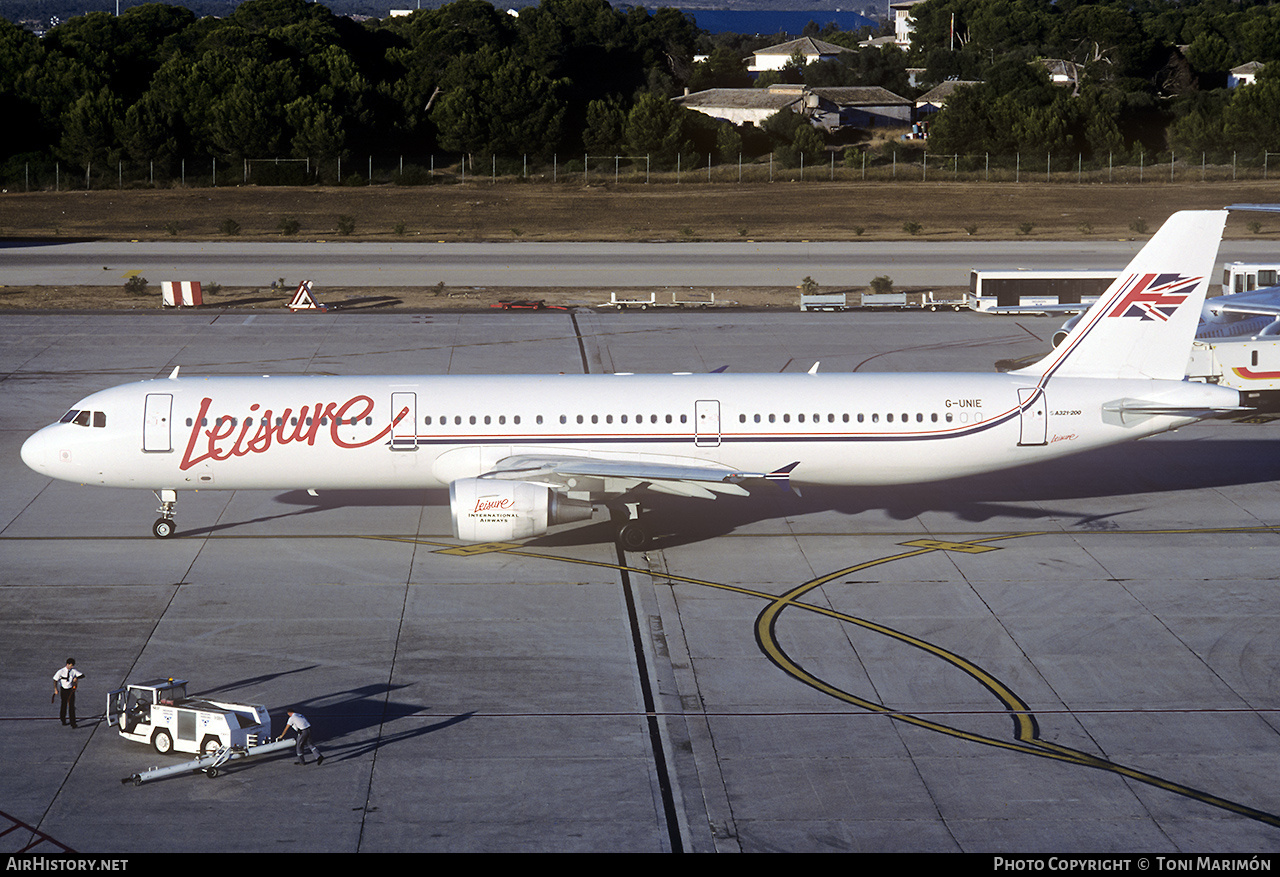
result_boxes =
[277,710,324,765]
[53,658,84,728]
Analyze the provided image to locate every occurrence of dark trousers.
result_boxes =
[59,688,77,727]
[294,728,320,759]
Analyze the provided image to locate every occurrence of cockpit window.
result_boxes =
[59,409,106,427]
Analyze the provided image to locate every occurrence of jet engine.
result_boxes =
[1053,313,1084,347]
[450,478,593,542]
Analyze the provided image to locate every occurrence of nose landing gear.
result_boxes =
[152,489,177,539]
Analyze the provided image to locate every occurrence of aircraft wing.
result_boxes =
[1207,286,1280,318]
[986,302,1094,316]
[479,454,798,499]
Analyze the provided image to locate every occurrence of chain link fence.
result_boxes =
[4,150,1277,191]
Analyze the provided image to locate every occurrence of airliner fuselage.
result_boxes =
[22,371,1234,493]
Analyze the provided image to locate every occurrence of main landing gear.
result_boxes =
[612,502,650,552]
[152,489,177,539]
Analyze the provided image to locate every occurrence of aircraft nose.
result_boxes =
[20,427,55,476]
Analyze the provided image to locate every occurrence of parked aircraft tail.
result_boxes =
[1014,210,1228,381]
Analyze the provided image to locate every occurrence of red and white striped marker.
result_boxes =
[161,281,203,307]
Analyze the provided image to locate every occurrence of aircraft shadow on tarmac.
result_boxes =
[178,488,442,537]
[255,437,1280,550]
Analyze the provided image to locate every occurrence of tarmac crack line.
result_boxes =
[354,540,419,853]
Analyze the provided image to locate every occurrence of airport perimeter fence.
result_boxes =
[4,148,1279,191]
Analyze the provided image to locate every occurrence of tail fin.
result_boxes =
[1014,210,1227,381]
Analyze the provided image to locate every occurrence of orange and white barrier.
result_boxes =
[161,281,203,307]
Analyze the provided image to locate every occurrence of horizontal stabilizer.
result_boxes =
[1102,397,1247,423]
[1227,203,1280,213]
[1209,292,1280,318]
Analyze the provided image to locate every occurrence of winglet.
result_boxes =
[765,462,802,495]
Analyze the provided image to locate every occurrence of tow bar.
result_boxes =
[122,737,297,785]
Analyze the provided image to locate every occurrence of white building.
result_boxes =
[745,37,853,74]
[677,84,914,131]
[890,0,928,49]
[676,86,806,127]
[1229,61,1264,88]
[915,80,980,116]
[806,86,914,129]
[1040,58,1083,87]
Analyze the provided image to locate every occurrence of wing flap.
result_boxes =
[480,453,783,500]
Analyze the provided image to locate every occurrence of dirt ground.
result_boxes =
[2,180,1277,310]
[0,283,968,311]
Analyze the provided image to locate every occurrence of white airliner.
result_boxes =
[1197,285,1280,339]
[21,210,1242,549]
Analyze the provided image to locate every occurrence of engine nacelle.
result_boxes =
[1053,313,1084,347]
[450,478,593,542]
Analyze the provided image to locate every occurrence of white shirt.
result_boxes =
[54,667,83,689]
[285,713,311,732]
